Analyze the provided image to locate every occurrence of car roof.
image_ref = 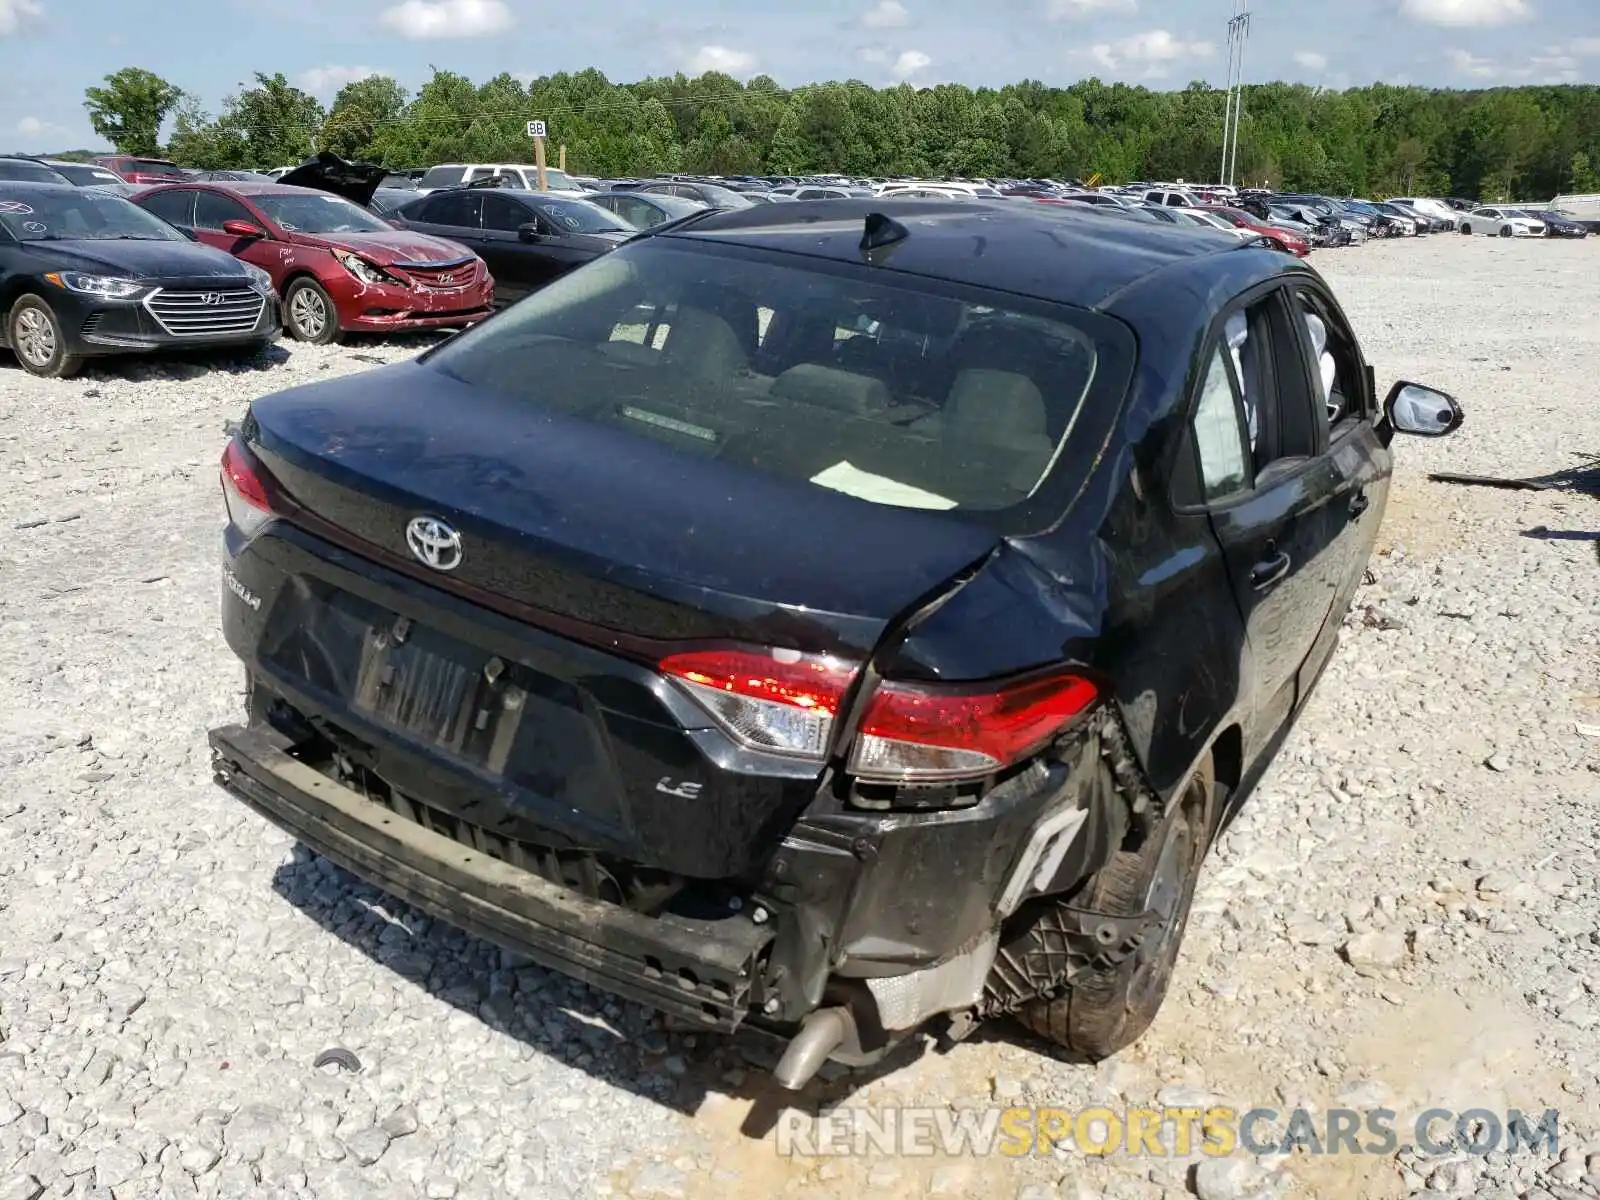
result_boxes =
[148,181,338,198]
[657,197,1273,313]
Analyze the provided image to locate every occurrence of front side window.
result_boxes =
[422,239,1117,516]
[1292,289,1363,435]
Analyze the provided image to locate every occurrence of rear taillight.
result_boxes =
[660,646,1100,784]
[849,670,1099,782]
[659,648,858,758]
[220,439,276,539]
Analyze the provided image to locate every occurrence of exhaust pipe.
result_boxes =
[773,1006,854,1091]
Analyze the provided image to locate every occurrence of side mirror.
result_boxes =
[1385,381,1463,437]
[517,222,542,243]
[222,219,266,239]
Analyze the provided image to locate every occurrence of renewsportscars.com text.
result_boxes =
[776,1105,1562,1159]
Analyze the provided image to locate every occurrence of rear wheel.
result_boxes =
[283,278,340,345]
[1016,754,1214,1059]
[8,295,83,379]
[1460,224,1472,236]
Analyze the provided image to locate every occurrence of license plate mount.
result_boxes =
[350,616,527,773]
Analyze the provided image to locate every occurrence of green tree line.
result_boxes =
[82,65,1600,201]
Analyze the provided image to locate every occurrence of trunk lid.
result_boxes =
[279,152,388,208]
[241,361,1000,880]
[247,359,997,656]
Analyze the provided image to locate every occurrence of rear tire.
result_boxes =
[283,278,340,345]
[8,295,83,379]
[1016,754,1214,1060]
[1460,224,1472,236]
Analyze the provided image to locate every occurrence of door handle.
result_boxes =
[1349,491,1370,518]
[1250,550,1291,590]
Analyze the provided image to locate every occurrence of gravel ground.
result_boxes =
[1,235,1596,1200]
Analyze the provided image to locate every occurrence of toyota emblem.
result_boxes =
[202,292,225,306]
[405,516,463,572]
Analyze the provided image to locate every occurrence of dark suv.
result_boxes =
[207,200,1461,1089]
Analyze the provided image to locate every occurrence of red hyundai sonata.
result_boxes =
[133,181,494,343]
[1195,205,1311,257]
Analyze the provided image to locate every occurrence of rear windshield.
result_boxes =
[420,166,464,189]
[54,164,123,186]
[0,160,66,183]
[130,160,187,178]
[424,239,1112,515]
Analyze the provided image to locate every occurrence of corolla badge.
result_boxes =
[405,516,463,572]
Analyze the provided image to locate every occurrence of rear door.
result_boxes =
[476,192,546,303]
[1194,282,1350,746]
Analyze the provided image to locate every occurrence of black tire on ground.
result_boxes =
[1500,226,1514,238]
[1016,753,1215,1060]
[7,294,83,379]
[1460,224,1472,235]
[282,278,341,345]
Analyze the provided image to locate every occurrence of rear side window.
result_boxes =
[1191,347,1251,501]
[424,240,1125,518]
[416,192,481,228]
[140,188,196,228]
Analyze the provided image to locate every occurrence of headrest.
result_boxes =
[771,364,892,416]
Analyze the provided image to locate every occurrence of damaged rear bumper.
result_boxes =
[209,721,773,1030]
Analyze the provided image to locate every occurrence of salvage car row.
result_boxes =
[0,150,1589,378]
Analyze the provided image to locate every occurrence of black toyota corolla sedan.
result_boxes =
[206,200,1462,1088]
[0,182,280,378]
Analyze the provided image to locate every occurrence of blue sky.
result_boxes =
[3,0,1598,151]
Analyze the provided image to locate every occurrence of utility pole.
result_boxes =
[1220,0,1252,187]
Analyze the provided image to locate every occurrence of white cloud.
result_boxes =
[857,46,889,64]
[1565,37,1600,56]
[378,0,513,39]
[1294,51,1329,72]
[295,65,379,97]
[1047,0,1135,19]
[892,49,932,78]
[1446,47,1497,75]
[1399,0,1530,28]
[684,45,758,75]
[0,0,43,36]
[13,115,67,144]
[861,0,909,28]
[1088,29,1213,73]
